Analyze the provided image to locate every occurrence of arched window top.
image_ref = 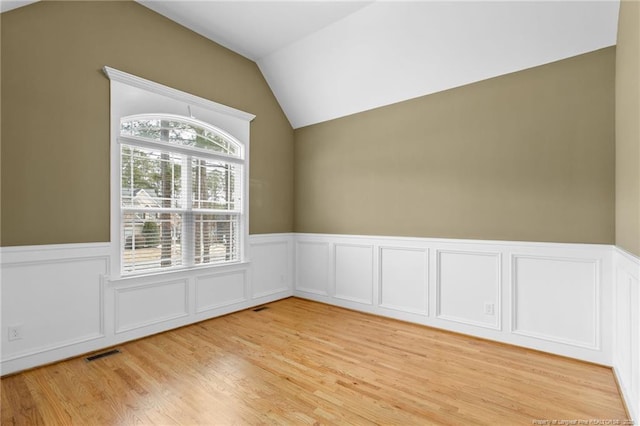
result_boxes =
[120,114,243,158]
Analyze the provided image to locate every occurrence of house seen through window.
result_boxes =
[120,114,244,274]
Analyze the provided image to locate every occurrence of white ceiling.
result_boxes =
[257,1,620,127]
[3,1,621,129]
[0,0,37,13]
[138,1,374,60]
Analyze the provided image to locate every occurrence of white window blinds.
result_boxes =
[120,116,244,274]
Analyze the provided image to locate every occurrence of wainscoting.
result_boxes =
[1,232,638,423]
[613,247,640,422]
[0,234,294,375]
[293,233,639,423]
[294,233,613,364]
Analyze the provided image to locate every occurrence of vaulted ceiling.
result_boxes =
[2,1,621,129]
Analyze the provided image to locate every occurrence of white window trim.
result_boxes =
[104,66,255,279]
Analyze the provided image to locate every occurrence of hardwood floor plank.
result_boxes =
[1,375,45,425]
[1,297,630,425]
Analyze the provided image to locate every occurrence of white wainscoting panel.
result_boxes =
[293,233,613,365]
[379,247,428,315]
[196,271,247,313]
[250,240,290,298]
[1,245,109,364]
[334,244,373,305]
[512,256,599,349]
[613,247,639,424]
[116,280,189,333]
[615,272,632,383]
[0,244,110,374]
[1,234,294,375]
[296,241,331,296]
[436,250,500,329]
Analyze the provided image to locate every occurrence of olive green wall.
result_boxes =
[615,0,640,257]
[1,1,294,246]
[294,48,615,244]
[1,1,622,248]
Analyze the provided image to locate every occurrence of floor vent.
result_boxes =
[86,349,121,362]
[253,306,269,312]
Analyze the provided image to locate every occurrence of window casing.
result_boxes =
[105,67,254,278]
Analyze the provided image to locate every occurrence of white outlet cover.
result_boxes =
[8,325,23,341]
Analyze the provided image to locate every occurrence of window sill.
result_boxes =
[107,260,251,286]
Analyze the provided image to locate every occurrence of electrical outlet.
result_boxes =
[8,325,23,341]
[484,303,495,316]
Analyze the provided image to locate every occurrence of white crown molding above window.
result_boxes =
[102,67,255,123]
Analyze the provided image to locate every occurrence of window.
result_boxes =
[105,67,254,277]
[120,115,244,274]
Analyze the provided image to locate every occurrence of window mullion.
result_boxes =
[128,146,134,206]
[182,155,194,267]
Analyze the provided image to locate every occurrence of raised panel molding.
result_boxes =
[115,280,189,333]
[1,274,107,364]
[612,247,640,424]
[379,247,428,315]
[614,273,633,387]
[436,250,501,330]
[334,244,374,305]
[2,235,629,389]
[512,255,600,350]
[195,270,247,313]
[1,252,108,361]
[295,241,330,296]
[1,235,294,375]
[250,240,290,298]
[292,233,612,365]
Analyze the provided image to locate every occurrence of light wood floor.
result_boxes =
[1,297,630,425]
